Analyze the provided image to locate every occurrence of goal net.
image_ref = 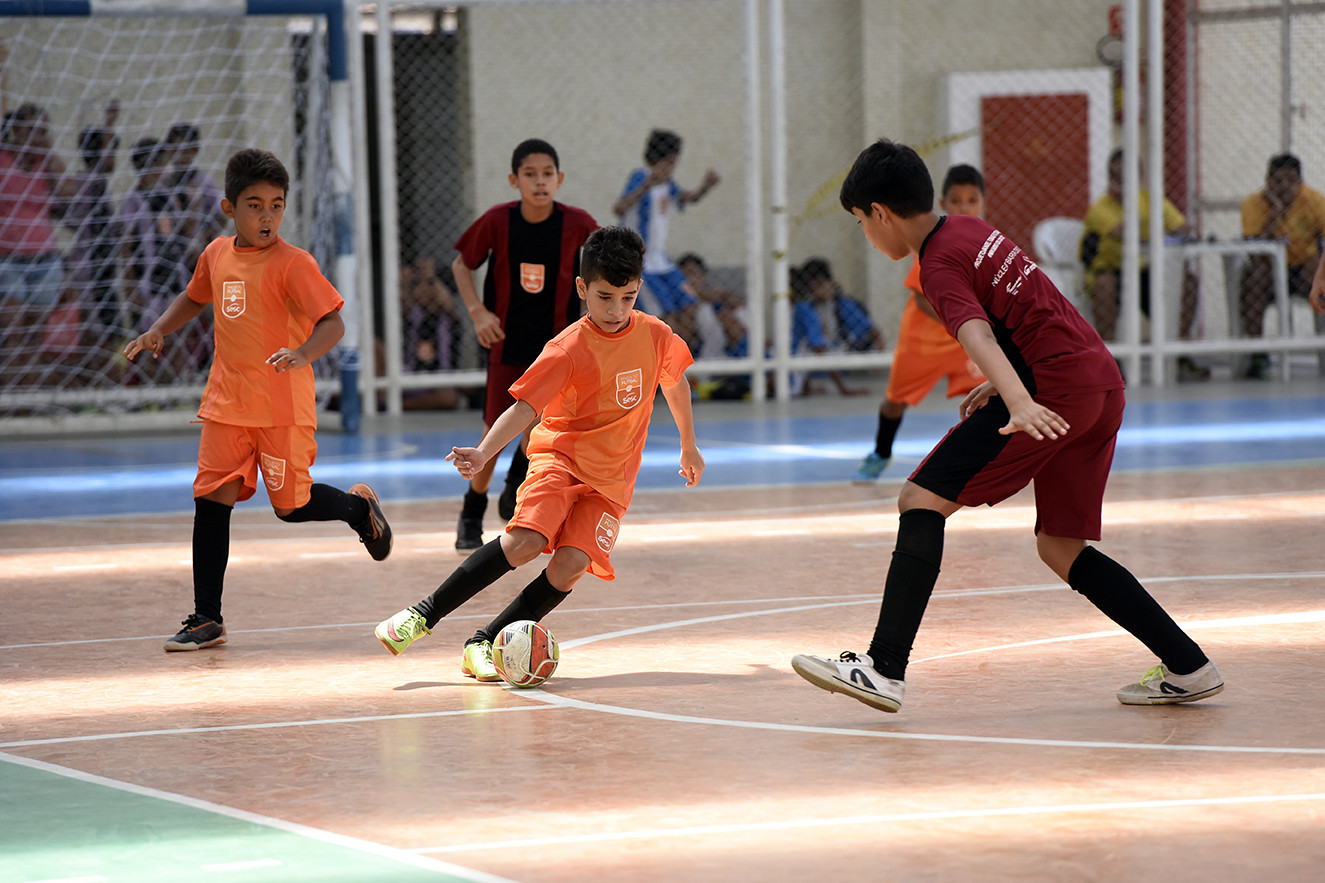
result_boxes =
[0,7,340,426]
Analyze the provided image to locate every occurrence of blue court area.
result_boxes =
[2,382,1325,523]
[0,754,499,883]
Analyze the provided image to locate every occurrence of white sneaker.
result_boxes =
[1116,661,1224,706]
[791,651,905,713]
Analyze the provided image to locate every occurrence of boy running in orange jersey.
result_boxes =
[376,226,703,680]
[125,148,392,652]
[853,164,985,483]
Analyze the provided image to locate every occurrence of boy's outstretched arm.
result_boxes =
[660,378,705,486]
[954,319,1070,441]
[448,399,538,480]
[123,291,206,361]
[269,309,344,374]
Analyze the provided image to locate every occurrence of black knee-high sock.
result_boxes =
[867,508,946,680]
[413,538,514,628]
[1067,546,1207,674]
[192,498,232,624]
[277,483,368,525]
[469,569,570,646]
[461,488,488,519]
[875,412,903,459]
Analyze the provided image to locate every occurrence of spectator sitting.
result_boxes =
[1079,148,1207,381]
[1238,152,1325,378]
[61,101,122,342]
[790,256,883,396]
[398,256,464,411]
[1,102,77,378]
[676,251,748,358]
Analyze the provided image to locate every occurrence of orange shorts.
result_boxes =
[507,453,627,580]
[194,421,318,510]
[885,333,983,407]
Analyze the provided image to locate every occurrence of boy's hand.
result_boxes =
[124,331,164,362]
[469,306,505,348]
[1002,399,1070,441]
[267,348,309,374]
[678,446,705,487]
[959,381,997,418]
[1310,266,1325,315]
[446,446,488,480]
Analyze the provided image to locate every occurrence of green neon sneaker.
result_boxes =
[852,452,890,484]
[375,607,431,656]
[461,640,501,682]
[1117,661,1223,706]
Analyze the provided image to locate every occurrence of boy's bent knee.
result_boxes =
[500,527,547,566]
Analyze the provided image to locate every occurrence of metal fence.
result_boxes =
[3,0,1323,434]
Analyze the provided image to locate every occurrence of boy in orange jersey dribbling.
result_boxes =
[375,226,704,681]
[126,148,392,653]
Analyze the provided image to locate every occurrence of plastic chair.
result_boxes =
[1031,217,1086,312]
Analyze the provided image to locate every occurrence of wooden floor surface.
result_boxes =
[3,451,1324,881]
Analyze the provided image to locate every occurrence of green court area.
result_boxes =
[0,756,502,883]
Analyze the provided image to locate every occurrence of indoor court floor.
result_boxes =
[2,373,1325,882]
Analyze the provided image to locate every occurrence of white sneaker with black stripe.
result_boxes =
[1116,661,1224,705]
[791,651,905,713]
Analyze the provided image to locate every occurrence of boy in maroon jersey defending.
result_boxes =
[792,140,1222,713]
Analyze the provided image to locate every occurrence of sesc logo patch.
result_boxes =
[596,513,620,553]
[222,281,246,318]
[519,262,545,294]
[615,368,642,409]
[260,453,287,491]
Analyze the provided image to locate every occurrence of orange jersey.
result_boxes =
[187,235,344,428]
[510,311,693,508]
[900,258,965,353]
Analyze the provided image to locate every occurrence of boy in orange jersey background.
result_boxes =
[376,226,703,681]
[125,148,391,652]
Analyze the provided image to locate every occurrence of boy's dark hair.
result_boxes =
[645,129,683,165]
[165,122,201,147]
[78,126,119,165]
[1267,153,1301,178]
[675,252,706,272]
[511,138,559,174]
[800,257,833,284]
[839,138,934,218]
[580,226,645,287]
[225,148,290,203]
[941,163,985,195]
[130,137,162,172]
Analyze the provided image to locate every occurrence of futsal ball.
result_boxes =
[492,620,559,688]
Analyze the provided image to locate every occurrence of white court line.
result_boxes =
[512,689,1325,756]
[0,705,557,749]
[0,752,515,883]
[413,791,1325,855]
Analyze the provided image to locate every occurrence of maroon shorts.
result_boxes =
[484,360,527,426]
[910,387,1124,541]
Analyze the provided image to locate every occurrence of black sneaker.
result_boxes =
[1244,352,1271,380]
[164,614,226,652]
[349,482,393,561]
[456,514,483,553]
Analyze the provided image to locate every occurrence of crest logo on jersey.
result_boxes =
[596,513,621,553]
[222,281,246,318]
[616,368,643,409]
[520,262,545,294]
[260,453,286,491]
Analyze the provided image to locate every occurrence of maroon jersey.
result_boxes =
[455,201,599,367]
[918,214,1123,396]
